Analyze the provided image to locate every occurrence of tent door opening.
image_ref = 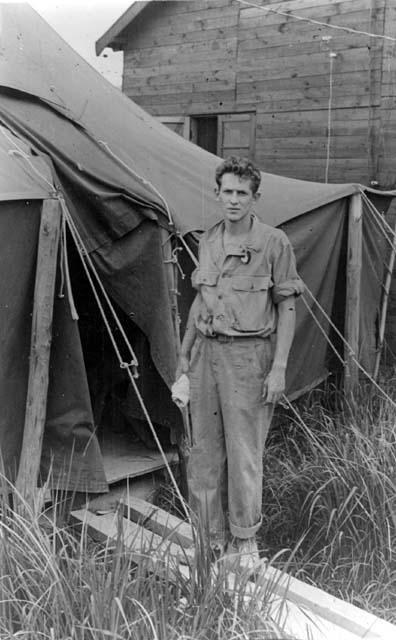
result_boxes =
[68,235,178,486]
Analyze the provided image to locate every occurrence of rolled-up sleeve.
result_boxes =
[271,233,305,304]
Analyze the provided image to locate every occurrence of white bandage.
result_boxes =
[171,374,190,408]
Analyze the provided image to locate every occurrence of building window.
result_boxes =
[157,113,256,159]
[190,116,218,155]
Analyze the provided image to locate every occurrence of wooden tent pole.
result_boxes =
[16,198,62,510]
[344,193,363,395]
[373,215,396,380]
[160,227,190,500]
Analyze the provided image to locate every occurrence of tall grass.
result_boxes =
[3,380,396,636]
[259,381,396,622]
[0,481,293,640]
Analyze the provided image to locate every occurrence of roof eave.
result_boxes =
[95,0,152,55]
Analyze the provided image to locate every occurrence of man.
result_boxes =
[177,157,304,569]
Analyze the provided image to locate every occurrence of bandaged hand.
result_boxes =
[171,374,190,409]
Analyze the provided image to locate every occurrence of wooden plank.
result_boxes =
[256,120,369,138]
[132,102,238,117]
[238,33,372,60]
[254,158,368,183]
[15,198,61,510]
[236,49,374,81]
[124,68,235,87]
[262,564,396,640]
[127,36,238,61]
[133,90,236,108]
[237,19,375,52]
[160,0,233,13]
[138,3,238,27]
[70,509,193,564]
[71,502,396,640]
[129,21,238,49]
[237,72,381,104]
[239,0,372,25]
[237,82,376,103]
[256,106,370,122]
[239,11,375,39]
[344,193,363,394]
[254,136,367,158]
[236,93,374,112]
[123,59,234,78]
[122,496,194,548]
[73,504,396,640]
[124,77,234,97]
[239,0,378,37]
[237,70,371,95]
[255,156,368,170]
[126,38,238,68]
[237,42,371,65]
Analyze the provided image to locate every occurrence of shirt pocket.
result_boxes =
[231,274,272,292]
[230,275,273,332]
[193,269,219,288]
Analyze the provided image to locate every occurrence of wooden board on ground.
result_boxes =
[100,430,178,483]
[122,495,194,549]
[73,496,396,640]
[70,508,193,567]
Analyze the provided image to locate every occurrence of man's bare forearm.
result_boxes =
[272,296,296,370]
[263,296,296,403]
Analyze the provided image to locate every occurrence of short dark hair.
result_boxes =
[215,156,261,194]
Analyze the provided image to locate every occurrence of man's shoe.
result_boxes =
[226,536,265,573]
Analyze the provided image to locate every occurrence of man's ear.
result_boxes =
[254,192,261,202]
[214,187,220,198]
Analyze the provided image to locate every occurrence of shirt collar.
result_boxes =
[208,215,261,254]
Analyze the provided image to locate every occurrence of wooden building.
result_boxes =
[96,0,396,188]
[96,0,396,353]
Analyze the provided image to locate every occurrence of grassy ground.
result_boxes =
[258,380,396,623]
[0,485,293,639]
[2,380,396,636]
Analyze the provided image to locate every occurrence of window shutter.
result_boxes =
[217,113,256,159]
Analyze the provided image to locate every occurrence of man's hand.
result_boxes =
[262,365,286,404]
[175,353,190,381]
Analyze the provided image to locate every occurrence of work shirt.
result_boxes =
[192,215,304,338]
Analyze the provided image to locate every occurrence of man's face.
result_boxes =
[216,173,259,225]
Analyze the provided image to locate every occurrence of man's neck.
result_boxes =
[224,216,252,237]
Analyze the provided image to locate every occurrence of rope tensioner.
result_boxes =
[120,360,139,378]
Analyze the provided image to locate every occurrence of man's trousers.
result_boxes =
[188,333,274,541]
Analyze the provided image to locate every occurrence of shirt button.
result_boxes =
[218,294,223,300]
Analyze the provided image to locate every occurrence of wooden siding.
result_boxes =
[120,0,395,187]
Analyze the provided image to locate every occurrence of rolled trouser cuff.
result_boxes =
[229,516,262,539]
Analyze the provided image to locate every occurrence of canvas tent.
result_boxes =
[0,3,393,495]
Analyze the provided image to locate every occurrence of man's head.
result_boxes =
[215,156,261,195]
[215,156,261,227]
